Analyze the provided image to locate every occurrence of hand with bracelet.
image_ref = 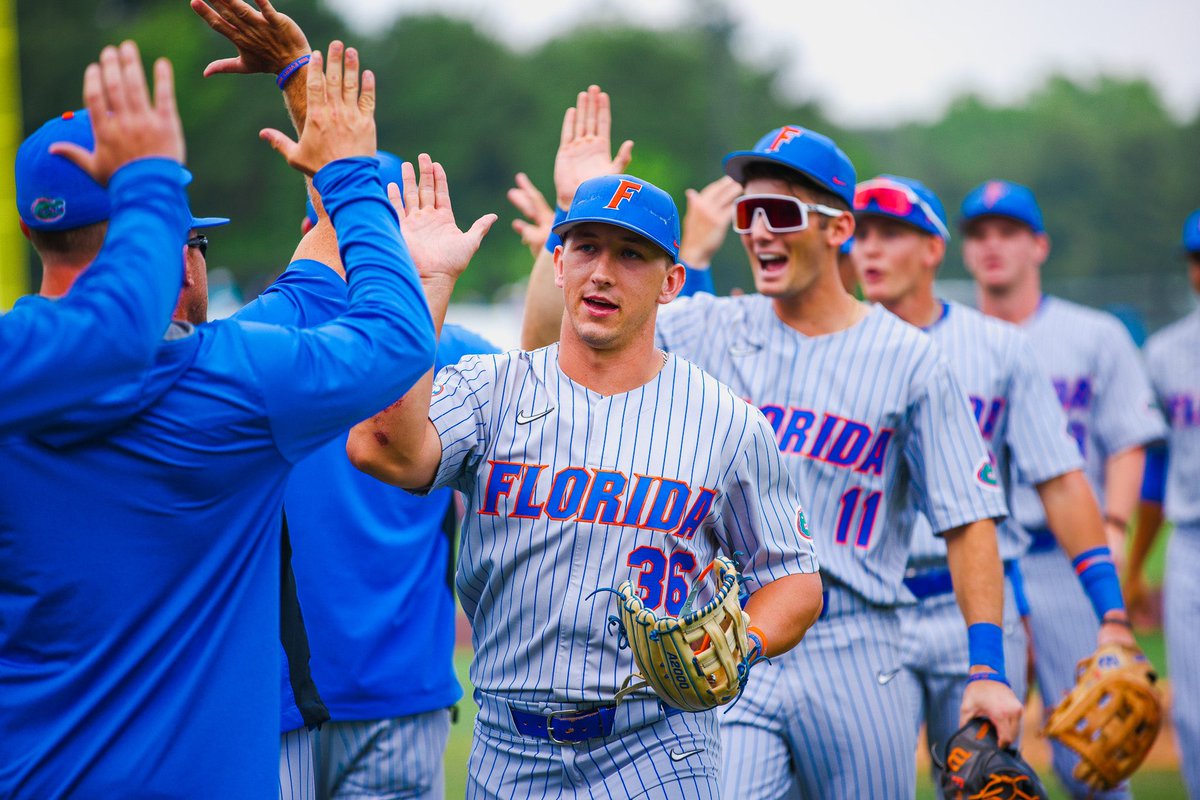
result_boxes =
[191,0,310,78]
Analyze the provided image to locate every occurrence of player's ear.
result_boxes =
[552,243,566,289]
[926,235,946,271]
[657,259,686,305]
[829,210,854,251]
[1033,232,1051,266]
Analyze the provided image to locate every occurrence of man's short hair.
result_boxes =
[27,221,107,257]
[740,162,851,215]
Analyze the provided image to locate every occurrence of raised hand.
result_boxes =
[553,85,634,210]
[506,172,555,257]
[49,41,185,184]
[259,43,375,176]
[680,176,742,268]
[394,153,497,284]
[190,0,309,76]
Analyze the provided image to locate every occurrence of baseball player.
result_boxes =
[348,169,824,798]
[851,174,1141,783]
[0,43,438,797]
[1,46,189,434]
[963,179,1167,799]
[1126,208,1200,798]
[520,116,1024,799]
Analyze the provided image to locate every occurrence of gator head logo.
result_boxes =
[31,197,66,224]
[975,455,999,489]
[796,507,812,540]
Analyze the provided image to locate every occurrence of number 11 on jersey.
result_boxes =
[835,487,881,549]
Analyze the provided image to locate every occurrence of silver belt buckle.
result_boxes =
[545,707,599,747]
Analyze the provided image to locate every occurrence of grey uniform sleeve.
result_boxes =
[427,354,499,494]
[906,352,1009,535]
[714,408,820,592]
[1092,319,1167,454]
[1006,334,1085,485]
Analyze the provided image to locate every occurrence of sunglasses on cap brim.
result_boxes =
[733,194,845,234]
[853,180,950,239]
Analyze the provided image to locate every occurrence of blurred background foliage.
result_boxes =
[17,0,1200,317]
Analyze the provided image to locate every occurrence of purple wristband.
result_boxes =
[276,54,311,90]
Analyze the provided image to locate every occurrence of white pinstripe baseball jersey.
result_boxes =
[1008,296,1165,529]
[907,300,1082,567]
[1144,307,1200,525]
[422,344,818,702]
[655,293,1006,605]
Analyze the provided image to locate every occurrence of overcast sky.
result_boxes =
[328,0,1200,127]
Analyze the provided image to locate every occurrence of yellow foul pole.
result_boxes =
[0,0,22,309]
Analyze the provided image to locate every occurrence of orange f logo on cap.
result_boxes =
[605,180,643,210]
[767,125,804,152]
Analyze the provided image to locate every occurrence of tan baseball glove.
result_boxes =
[1044,643,1162,791]
[605,556,753,712]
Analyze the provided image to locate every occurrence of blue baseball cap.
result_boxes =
[305,150,405,225]
[16,109,228,232]
[723,125,856,208]
[854,174,950,240]
[961,179,1044,234]
[552,174,681,262]
[1182,209,1200,254]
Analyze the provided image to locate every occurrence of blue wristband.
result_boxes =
[276,54,311,90]
[1072,546,1125,619]
[967,622,1006,679]
[544,206,569,254]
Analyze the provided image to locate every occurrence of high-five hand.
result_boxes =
[259,42,375,176]
[49,41,185,184]
[553,85,634,210]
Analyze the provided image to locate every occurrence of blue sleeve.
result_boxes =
[0,158,189,434]
[437,324,500,371]
[232,260,347,328]
[679,263,715,298]
[237,157,436,463]
[1140,443,1168,504]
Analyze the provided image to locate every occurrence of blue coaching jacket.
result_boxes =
[0,158,435,799]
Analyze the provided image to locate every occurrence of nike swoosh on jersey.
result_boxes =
[728,344,762,357]
[516,408,553,424]
[877,668,901,685]
[668,746,704,762]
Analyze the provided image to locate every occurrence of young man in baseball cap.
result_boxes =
[853,173,1144,784]
[2,49,194,434]
[963,178,1165,799]
[349,167,824,798]
[1126,208,1200,799]
[653,127,1026,800]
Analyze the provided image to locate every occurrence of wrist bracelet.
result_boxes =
[276,54,311,90]
[1101,614,1133,629]
[967,671,1011,687]
[747,625,769,661]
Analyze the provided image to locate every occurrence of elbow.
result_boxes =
[346,427,400,485]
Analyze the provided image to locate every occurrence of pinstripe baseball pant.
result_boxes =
[313,710,452,800]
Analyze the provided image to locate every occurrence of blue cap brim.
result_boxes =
[723,151,853,206]
[552,217,679,262]
[190,216,230,229]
